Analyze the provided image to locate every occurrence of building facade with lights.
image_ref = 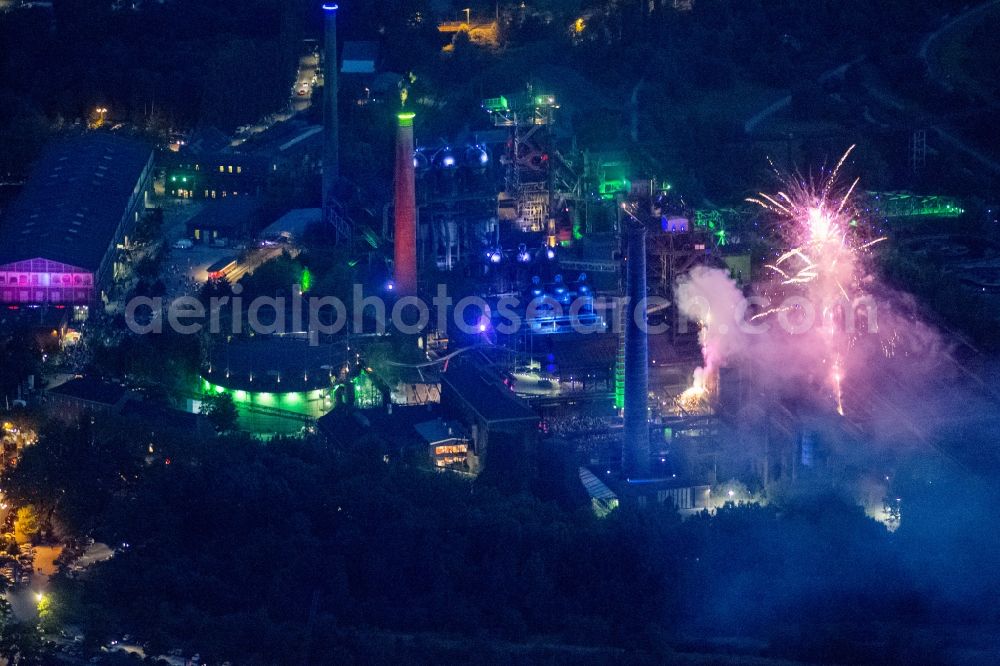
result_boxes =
[199,337,351,430]
[165,153,273,199]
[199,376,333,420]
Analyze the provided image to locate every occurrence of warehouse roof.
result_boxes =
[202,337,350,392]
[579,467,618,501]
[414,418,466,445]
[185,197,259,233]
[47,376,129,406]
[0,133,152,270]
[261,208,322,241]
[183,126,232,155]
[440,358,536,424]
[120,399,208,433]
[341,41,378,73]
[240,119,322,158]
[317,404,441,448]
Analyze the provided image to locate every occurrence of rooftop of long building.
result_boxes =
[0,133,151,270]
[440,355,536,424]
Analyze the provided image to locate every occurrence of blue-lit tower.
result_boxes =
[622,214,650,480]
[322,3,340,232]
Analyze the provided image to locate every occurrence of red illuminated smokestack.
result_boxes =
[394,112,417,296]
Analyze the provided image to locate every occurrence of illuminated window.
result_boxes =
[195,164,200,171]
[236,165,242,173]
[204,190,209,197]
[228,165,233,173]
[194,229,201,240]
[434,444,468,455]
[218,165,224,172]
[211,190,216,198]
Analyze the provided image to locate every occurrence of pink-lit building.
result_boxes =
[0,259,95,305]
[0,133,153,311]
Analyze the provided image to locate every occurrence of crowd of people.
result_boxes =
[545,414,618,437]
[543,414,622,467]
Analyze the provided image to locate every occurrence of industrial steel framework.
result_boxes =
[482,87,560,232]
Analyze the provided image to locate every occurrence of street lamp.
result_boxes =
[463,7,470,24]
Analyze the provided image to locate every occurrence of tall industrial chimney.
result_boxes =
[393,111,418,296]
[321,3,339,224]
[622,218,650,480]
